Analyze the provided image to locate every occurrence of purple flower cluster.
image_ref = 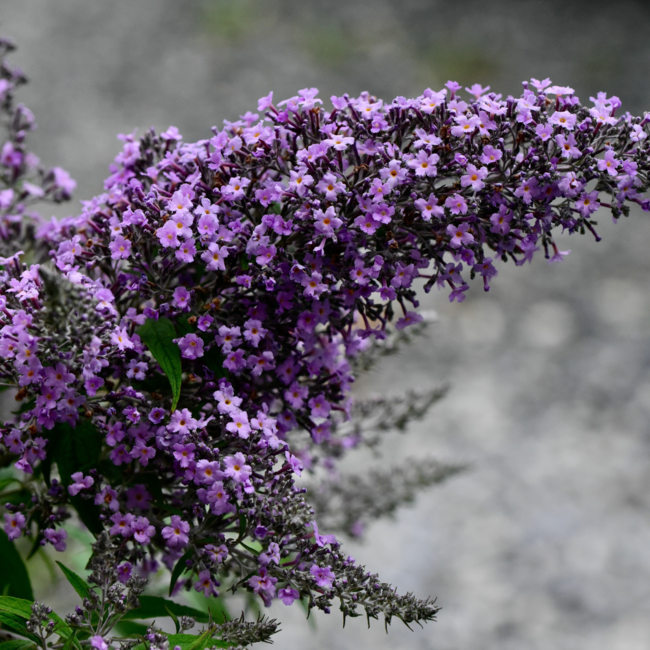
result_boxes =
[2,75,650,624]
[0,40,76,262]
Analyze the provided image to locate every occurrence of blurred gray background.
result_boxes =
[4,1,650,648]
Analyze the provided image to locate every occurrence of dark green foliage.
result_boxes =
[138,317,183,410]
[42,421,103,535]
[122,596,209,624]
[0,531,33,600]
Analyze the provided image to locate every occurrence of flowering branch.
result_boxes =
[0,41,649,649]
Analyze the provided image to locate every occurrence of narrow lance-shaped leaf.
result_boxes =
[121,596,209,623]
[185,629,219,650]
[206,595,230,626]
[0,477,22,493]
[55,562,91,601]
[44,422,103,535]
[0,598,35,619]
[112,620,149,638]
[138,317,182,411]
[0,640,37,650]
[0,597,79,648]
[164,633,231,650]
[165,605,180,635]
[169,548,194,597]
[0,531,33,600]
[0,612,40,644]
[59,631,77,650]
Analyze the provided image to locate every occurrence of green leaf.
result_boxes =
[175,314,197,338]
[239,253,250,271]
[300,596,317,630]
[112,620,149,638]
[240,540,262,556]
[0,597,33,618]
[154,501,184,516]
[97,459,123,484]
[0,612,40,644]
[43,422,103,535]
[201,346,228,380]
[55,562,91,601]
[0,531,33,600]
[0,477,21,493]
[166,630,231,650]
[2,490,33,506]
[0,600,39,643]
[121,596,209,623]
[0,639,37,650]
[70,420,103,474]
[0,598,79,648]
[169,549,194,597]
[52,619,81,648]
[0,487,32,507]
[132,373,172,397]
[44,421,102,484]
[185,629,214,650]
[243,591,260,618]
[60,631,77,650]
[69,496,103,536]
[40,435,56,488]
[206,595,230,626]
[138,317,182,410]
[237,514,247,542]
[54,564,99,631]
[165,605,180,634]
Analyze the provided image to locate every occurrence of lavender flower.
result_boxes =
[68,472,94,496]
[4,512,25,540]
[161,516,190,549]
[43,528,67,552]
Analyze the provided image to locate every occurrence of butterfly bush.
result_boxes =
[0,39,76,262]
[1,37,650,645]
